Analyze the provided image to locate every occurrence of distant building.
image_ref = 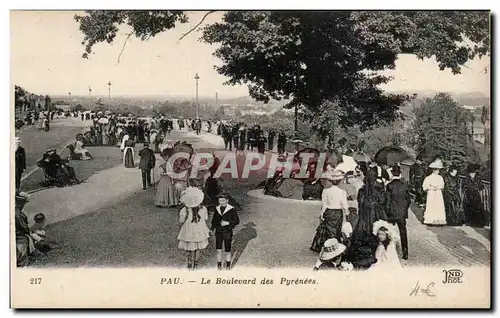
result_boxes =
[461,105,481,111]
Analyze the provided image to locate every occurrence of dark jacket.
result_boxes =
[211,204,240,231]
[385,178,411,219]
[16,146,26,172]
[138,148,156,170]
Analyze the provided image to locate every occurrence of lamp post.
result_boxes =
[107,81,112,111]
[69,92,71,108]
[194,73,200,118]
[89,86,92,97]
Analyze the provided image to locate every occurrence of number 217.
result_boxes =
[30,278,42,285]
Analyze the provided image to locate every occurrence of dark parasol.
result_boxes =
[374,146,411,166]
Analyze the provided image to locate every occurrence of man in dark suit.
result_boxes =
[15,137,26,192]
[385,165,411,260]
[138,142,155,189]
[277,131,287,154]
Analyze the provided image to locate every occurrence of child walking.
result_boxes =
[211,193,240,270]
[177,187,210,270]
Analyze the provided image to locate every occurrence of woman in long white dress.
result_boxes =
[422,159,446,225]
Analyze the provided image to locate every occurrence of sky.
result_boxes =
[10,10,490,99]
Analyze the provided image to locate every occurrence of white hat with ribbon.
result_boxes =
[320,238,346,261]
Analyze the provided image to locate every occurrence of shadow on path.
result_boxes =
[231,222,258,267]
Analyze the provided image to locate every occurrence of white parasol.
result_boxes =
[98,117,109,124]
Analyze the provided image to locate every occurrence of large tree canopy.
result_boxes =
[75,10,489,130]
[412,93,478,167]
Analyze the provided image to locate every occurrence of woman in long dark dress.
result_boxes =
[341,168,385,269]
[310,171,349,253]
[351,168,387,241]
[123,137,135,168]
[462,164,486,227]
[443,166,465,226]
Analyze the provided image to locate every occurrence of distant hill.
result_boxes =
[388,90,489,106]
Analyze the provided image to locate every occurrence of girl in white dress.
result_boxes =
[371,220,401,271]
[177,187,210,270]
[422,159,447,225]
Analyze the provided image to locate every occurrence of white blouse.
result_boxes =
[321,185,349,213]
[422,174,445,192]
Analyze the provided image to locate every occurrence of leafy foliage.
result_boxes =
[15,85,28,108]
[412,93,476,167]
[75,10,490,131]
[74,11,188,58]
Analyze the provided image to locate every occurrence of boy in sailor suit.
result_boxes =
[211,193,240,270]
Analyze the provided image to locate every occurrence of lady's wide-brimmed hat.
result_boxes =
[321,170,344,181]
[428,159,444,169]
[320,238,346,261]
[372,220,400,243]
[180,187,204,208]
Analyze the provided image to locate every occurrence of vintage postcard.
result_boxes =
[10,10,491,308]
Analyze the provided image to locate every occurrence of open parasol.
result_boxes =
[374,146,410,166]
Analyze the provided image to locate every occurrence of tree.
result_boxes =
[213,106,225,120]
[15,85,28,110]
[234,108,243,118]
[75,10,489,131]
[412,93,473,167]
[45,95,53,111]
[72,104,85,112]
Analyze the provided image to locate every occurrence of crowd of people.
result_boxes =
[15,109,60,131]
[14,110,489,270]
[308,156,489,271]
[217,122,288,154]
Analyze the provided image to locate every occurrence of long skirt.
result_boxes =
[124,148,135,168]
[173,181,187,204]
[444,192,466,226]
[463,190,486,227]
[423,190,446,225]
[155,175,178,207]
[310,209,343,253]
